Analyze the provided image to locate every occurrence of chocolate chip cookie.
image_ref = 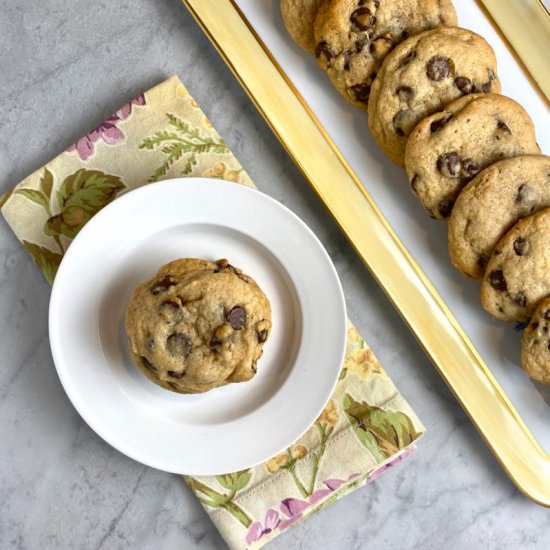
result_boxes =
[449,155,550,278]
[405,93,540,220]
[480,208,550,322]
[521,296,550,385]
[368,26,501,166]
[313,0,457,109]
[125,258,272,394]
[281,0,324,53]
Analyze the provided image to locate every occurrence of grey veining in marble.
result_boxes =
[1,1,549,549]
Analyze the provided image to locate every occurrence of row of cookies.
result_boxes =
[379,36,549,382]
[280,0,549,383]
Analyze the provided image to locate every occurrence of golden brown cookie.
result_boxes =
[481,208,550,322]
[281,0,324,53]
[313,0,457,109]
[368,26,501,166]
[521,296,550,385]
[448,155,550,279]
[405,94,540,220]
[125,258,272,394]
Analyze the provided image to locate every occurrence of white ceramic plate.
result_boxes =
[49,178,347,475]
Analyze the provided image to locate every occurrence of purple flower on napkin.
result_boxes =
[366,445,416,483]
[277,474,361,530]
[67,94,146,161]
[245,473,362,545]
[245,509,280,545]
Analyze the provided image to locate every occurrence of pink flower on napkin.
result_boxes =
[67,94,146,161]
[245,509,280,545]
[274,474,361,532]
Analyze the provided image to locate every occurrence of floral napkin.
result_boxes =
[0,75,424,550]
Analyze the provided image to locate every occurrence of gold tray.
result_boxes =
[183,0,550,506]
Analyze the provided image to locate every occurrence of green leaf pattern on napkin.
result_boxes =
[45,169,125,240]
[140,113,230,182]
[21,240,63,285]
[343,393,420,461]
[14,167,125,258]
[185,472,253,528]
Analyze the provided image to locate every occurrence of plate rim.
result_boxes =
[182,0,550,505]
[48,177,347,475]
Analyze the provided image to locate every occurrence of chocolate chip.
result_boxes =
[166,333,192,357]
[439,198,455,218]
[354,36,369,53]
[343,51,351,71]
[151,275,176,295]
[480,80,492,93]
[547,341,550,352]
[515,184,526,203]
[426,56,453,81]
[497,121,512,135]
[477,253,489,269]
[167,382,180,390]
[167,370,186,378]
[392,109,414,137]
[400,30,409,41]
[257,329,268,343]
[369,36,393,58]
[209,336,222,349]
[227,306,246,330]
[454,76,473,94]
[251,361,257,374]
[462,158,480,178]
[410,174,419,193]
[159,299,180,312]
[488,270,507,292]
[397,50,416,69]
[437,152,461,177]
[513,236,528,256]
[315,41,335,62]
[350,8,376,32]
[515,184,539,212]
[544,310,550,320]
[350,83,371,104]
[214,259,237,273]
[532,322,540,330]
[140,356,156,372]
[513,292,527,307]
[396,85,414,100]
[430,114,453,132]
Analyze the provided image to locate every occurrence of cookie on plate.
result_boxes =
[281,0,324,53]
[480,208,550,322]
[368,26,501,166]
[521,296,550,385]
[449,155,550,278]
[405,93,540,220]
[125,258,272,394]
[313,0,457,109]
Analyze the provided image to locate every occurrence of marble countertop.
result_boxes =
[1,1,549,548]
